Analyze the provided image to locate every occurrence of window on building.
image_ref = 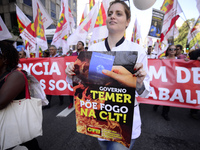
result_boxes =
[51,12,56,19]
[9,0,16,2]
[0,0,2,5]
[0,14,4,21]
[47,24,56,29]
[10,12,18,28]
[23,0,32,7]
[26,14,33,21]
[51,1,56,19]
[40,0,45,7]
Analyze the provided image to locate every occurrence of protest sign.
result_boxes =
[148,8,165,38]
[73,51,138,148]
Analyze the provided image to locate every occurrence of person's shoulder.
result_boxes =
[125,40,142,47]
[88,41,105,51]
[71,52,78,56]
[6,70,25,81]
[178,54,186,59]
[124,40,146,53]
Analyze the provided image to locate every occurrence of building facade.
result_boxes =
[0,0,77,34]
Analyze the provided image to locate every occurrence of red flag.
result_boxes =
[79,4,88,25]
[67,1,100,46]
[131,18,141,44]
[89,0,95,10]
[160,0,182,43]
[90,1,108,42]
[187,16,200,43]
[16,5,31,34]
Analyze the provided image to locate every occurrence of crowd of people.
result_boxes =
[0,0,199,150]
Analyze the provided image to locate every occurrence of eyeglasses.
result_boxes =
[169,48,177,51]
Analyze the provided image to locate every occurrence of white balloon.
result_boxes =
[133,0,156,10]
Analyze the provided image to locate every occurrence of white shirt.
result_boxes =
[89,38,150,139]
[147,54,157,59]
[50,53,60,57]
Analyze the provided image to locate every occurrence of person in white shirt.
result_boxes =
[65,1,150,149]
[147,46,156,59]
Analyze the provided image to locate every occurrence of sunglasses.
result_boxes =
[169,48,177,51]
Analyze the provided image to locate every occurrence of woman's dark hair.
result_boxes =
[189,49,200,60]
[0,41,19,70]
[176,44,183,50]
[108,0,131,20]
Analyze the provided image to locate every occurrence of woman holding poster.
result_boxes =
[66,0,150,149]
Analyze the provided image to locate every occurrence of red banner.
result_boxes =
[137,59,200,109]
[19,56,77,96]
[19,58,200,109]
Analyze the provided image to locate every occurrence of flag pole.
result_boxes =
[35,43,39,58]
[26,43,30,58]
[172,0,178,43]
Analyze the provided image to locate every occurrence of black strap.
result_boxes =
[105,36,125,51]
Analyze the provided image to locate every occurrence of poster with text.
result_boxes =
[73,51,138,148]
[148,8,165,38]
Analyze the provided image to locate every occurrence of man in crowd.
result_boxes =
[49,45,60,57]
[85,47,88,51]
[45,45,65,108]
[67,41,85,109]
[19,50,26,58]
[147,46,156,59]
[176,44,187,59]
[43,49,50,57]
[71,41,85,56]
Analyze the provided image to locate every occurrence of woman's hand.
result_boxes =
[102,66,137,88]
[65,62,75,77]
[133,63,147,90]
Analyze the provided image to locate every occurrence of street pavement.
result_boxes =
[37,96,200,150]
